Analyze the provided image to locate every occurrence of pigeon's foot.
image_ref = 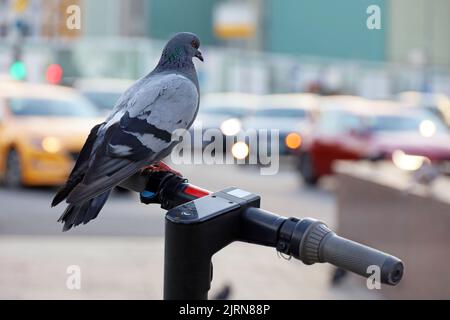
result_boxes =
[142,161,182,177]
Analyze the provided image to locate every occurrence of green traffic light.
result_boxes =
[9,61,27,80]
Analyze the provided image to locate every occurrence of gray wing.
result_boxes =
[66,73,199,204]
[104,75,149,122]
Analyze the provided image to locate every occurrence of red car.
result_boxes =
[296,99,450,185]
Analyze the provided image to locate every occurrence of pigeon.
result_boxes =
[52,32,204,231]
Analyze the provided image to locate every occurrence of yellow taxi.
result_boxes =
[0,80,103,187]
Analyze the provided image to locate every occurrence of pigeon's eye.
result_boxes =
[191,40,199,49]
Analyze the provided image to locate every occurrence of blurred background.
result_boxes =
[1,0,450,299]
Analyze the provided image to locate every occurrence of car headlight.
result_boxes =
[220,118,242,136]
[41,136,62,153]
[231,142,249,160]
[285,132,302,149]
[419,120,436,137]
[392,150,429,171]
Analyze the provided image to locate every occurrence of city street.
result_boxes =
[0,159,378,299]
[0,158,336,236]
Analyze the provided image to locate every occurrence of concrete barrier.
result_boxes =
[334,161,450,299]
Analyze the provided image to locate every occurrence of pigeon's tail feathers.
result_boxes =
[52,174,84,207]
[66,159,147,204]
[58,190,111,231]
[52,123,103,207]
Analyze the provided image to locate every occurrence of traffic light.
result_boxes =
[9,61,27,80]
[45,64,63,84]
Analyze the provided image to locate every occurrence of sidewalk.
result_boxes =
[0,236,379,299]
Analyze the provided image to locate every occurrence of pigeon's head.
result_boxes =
[162,32,204,64]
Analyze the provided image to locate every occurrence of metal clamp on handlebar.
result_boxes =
[136,170,212,210]
[276,217,331,264]
[139,171,188,209]
[276,217,300,257]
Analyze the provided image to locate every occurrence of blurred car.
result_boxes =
[296,98,450,185]
[237,93,319,159]
[0,81,101,187]
[190,92,260,149]
[74,78,134,115]
[397,91,450,128]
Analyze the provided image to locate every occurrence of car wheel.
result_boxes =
[4,149,23,188]
[299,152,318,186]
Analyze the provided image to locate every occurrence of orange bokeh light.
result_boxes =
[285,133,302,149]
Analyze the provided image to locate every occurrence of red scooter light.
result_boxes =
[183,185,211,198]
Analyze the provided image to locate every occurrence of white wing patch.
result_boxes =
[124,131,169,151]
[108,144,133,156]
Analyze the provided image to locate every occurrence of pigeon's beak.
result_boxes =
[195,50,204,62]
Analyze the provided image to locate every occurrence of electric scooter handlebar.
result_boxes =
[120,171,403,286]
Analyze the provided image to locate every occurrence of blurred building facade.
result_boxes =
[83,0,148,37]
[0,0,449,95]
[388,0,450,68]
[139,0,450,67]
[2,0,448,65]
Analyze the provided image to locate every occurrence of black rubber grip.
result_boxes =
[319,233,403,285]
